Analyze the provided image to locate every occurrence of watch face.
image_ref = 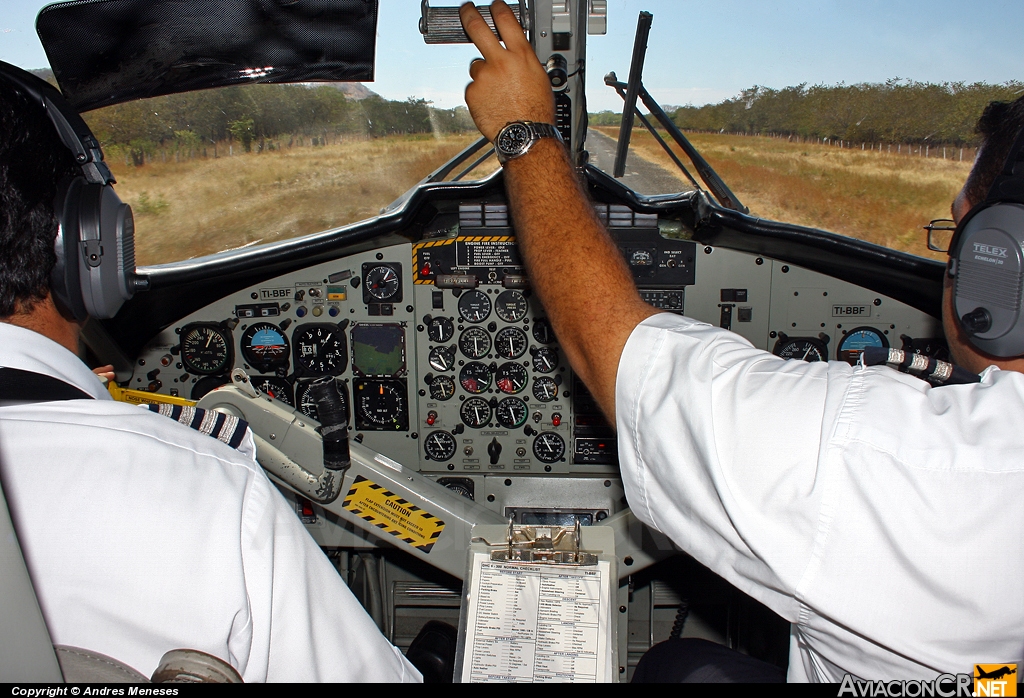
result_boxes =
[497,123,531,158]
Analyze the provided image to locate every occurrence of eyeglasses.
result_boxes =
[924,219,957,252]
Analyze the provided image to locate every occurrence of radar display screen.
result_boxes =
[351,323,406,377]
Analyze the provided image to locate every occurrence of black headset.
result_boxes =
[948,124,1024,358]
[0,60,144,321]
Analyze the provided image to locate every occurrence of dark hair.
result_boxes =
[963,94,1024,207]
[0,81,76,318]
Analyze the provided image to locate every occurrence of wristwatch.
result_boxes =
[494,121,564,165]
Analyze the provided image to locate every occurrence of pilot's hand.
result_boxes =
[92,364,115,383]
[460,1,555,142]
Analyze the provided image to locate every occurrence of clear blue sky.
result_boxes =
[1,0,1021,111]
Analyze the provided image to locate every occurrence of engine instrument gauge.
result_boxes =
[533,432,565,463]
[429,374,456,401]
[354,379,409,430]
[458,289,491,323]
[296,378,349,423]
[459,327,491,359]
[532,376,559,402]
[426,316,454,343]
[494,290,528,323]
[241,322,290,372]
[772,335,828,362]
[293,323,347,376]
[531,346,559,373]
[532,318,555,345]
[495,362,528,394]
[496,397,528,428]
[254,376,294,407]
[428,345,456,372]
[494,327,528,360]
[459,362,492,394]
[460,397,492,428]
[837,327,888,365]
[362,263,402,302]
[180,323,232,375]
[424,430,457,461]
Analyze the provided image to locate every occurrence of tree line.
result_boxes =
[591,80,1023,146]
[76,82,476,166]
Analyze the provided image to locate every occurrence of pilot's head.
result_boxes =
[943,94,1024,373]
[0,79,79,347]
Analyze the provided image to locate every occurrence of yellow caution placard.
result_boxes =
[108,383,197,408]
[342,475,445,552]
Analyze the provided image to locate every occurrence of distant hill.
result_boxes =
[334,83,377,100]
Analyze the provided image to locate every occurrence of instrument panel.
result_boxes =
[129,200,944,514]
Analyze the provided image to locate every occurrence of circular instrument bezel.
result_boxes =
[459,362,492,394]
[772,336,828,362]
[179,322,233,375]
[428,374,456,401]
[531,346,559,373]
[495,362,528,395]
[837,326,888,365]
[292,322,347,377]
[533,432,566,463]
[496,397,528,428]
[426,316,455,343]
[458,289,492,323]
[253,375,294,407]
[532,376,559,402]
[494,290,528,323]
[296,378,350,423]
[240,322,290,372]
[460,397,492,428]
[459,326,491,359]
[428,345,456,372]
[354,379,408,431]
[531,318,555,345]
[494,326,528,360]
[364,264,401,301]
[424,430,457,461]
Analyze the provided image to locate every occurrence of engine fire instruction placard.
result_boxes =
[460,553,613,683]
[341,475,445,552]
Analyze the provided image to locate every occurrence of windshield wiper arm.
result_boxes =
[608,12,747,214]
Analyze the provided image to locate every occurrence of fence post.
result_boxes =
[960,148,963,162]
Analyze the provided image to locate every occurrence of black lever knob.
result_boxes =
[487,437,502,466]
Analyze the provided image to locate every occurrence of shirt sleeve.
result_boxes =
[236,462,421,682]
[615,313,849,620]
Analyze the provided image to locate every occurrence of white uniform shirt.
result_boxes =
[0,322,420,682]
[616,313,1024,682]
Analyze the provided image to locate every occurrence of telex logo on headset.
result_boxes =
[837,664,1017,698]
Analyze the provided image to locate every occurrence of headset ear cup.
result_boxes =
[50,177,88,322]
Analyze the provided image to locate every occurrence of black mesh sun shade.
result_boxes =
[37,0,378,112]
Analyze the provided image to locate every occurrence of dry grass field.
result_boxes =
[111,134,483,266]
[117,128,969,266]
[597,127,970,261]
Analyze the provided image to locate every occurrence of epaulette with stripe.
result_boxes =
[146,403,249,450]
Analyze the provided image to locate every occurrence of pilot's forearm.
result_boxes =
[502,140,659,422]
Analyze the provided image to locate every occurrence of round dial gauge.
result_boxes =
[296,379,349,422]
[364,265,401,301]
[495,362,528,395]
[180,323,232,375]
[837,327,888,365]
[254,376,294,407]
[531,346,559,373]
[426,316,454,343]
[293,324,347,376]
[533,432,566,463]
[241,322,290,371]
[532,318,555,345]
[424,430,457,461]
[497,123,531,157]
[356,381,407,428]
[428,345,456,372]
[494,327,528,360]
[429,374,456,401]
[532,376,559,402]
[494,290,528,323]
[458,289,492,323]
[459,327,491,359]
[496,397,528,429]
[773,336,828,362]
[460,397,492,428]
[459,362,492,394]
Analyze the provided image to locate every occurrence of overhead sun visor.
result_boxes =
[36,0,378,112]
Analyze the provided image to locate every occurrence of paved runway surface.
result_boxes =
[584,129,695,196]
